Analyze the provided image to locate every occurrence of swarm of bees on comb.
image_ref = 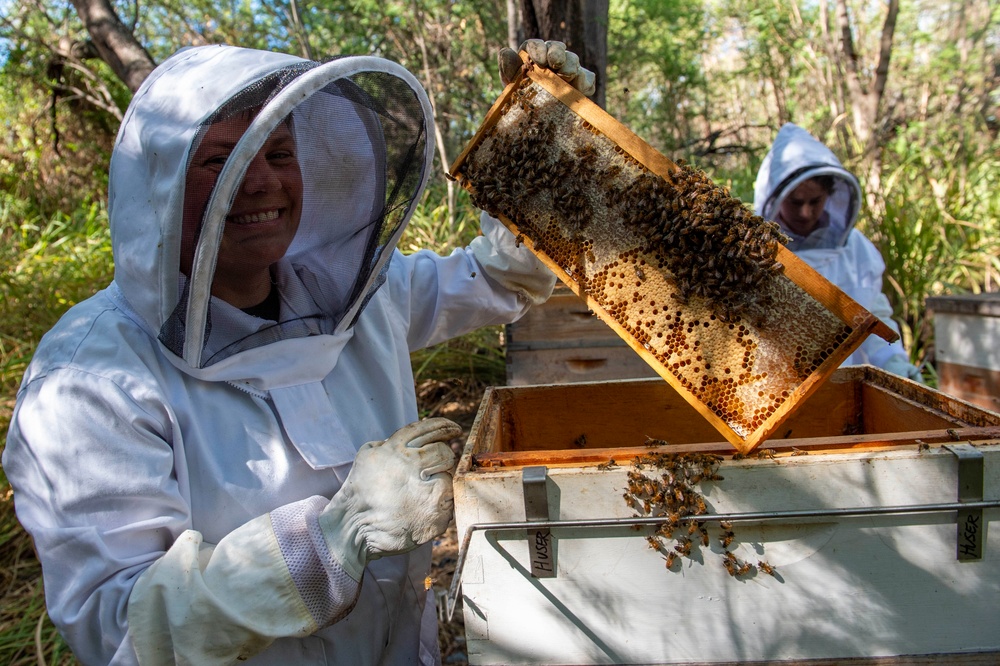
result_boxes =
[452,70,862,449]
[465,82,786,322]
[623,448,775,578]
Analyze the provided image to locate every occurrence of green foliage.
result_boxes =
[866,119,1000,367]
[607,0,708,153]
[0,199,111,666]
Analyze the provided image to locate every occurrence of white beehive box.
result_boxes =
[451,367,1000,665]
[927,293,1000,413]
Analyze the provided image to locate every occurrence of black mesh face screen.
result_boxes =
[159,66,428,366]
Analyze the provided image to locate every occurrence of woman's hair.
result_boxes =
[811,174,835,194]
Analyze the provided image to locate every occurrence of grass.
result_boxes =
[0,201,107,664]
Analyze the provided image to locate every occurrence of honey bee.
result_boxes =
[664,552,677,569]
[737,562,755,576]
[645,535,662,551]
[731,452,746,461]
[723,559,737,576]
[756,448,776,460]
[424,575,435,591]
[790,447,809,456]
[758,561,776,576]
[719,531,735,548]
[596,458,618,470]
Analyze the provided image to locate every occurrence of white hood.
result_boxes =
[108,45,435,383]
[752,123,862,251]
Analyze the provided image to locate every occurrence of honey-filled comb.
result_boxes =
[450,54,898,454]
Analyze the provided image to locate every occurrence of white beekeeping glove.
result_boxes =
[498,39,597,96]
[319,418,462,582]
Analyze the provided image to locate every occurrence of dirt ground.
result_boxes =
[416,378,487,665]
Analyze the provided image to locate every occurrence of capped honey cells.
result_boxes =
[451,69,873,451]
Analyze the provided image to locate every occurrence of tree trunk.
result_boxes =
[833,0,898,220]
[70,0,155,92]
[507,0,523,49]
[519,0,608,108]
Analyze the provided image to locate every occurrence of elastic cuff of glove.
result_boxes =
[318,499,367,583]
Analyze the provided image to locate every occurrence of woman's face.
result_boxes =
[777,178,830,237]
[181,115,303,307]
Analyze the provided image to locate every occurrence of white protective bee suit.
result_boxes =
[3,45,555,665]
[753,123,918,378]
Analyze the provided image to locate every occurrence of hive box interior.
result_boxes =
[464,366,1000,469]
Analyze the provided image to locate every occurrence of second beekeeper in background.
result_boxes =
[753,122,922,381]
[2,42,593,665]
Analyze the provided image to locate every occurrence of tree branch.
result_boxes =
[70,0,155,92]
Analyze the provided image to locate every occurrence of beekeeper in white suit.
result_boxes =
[753,122,921,381]
[3,41,591,665]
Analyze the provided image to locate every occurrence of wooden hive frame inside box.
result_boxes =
[449,53,898,455]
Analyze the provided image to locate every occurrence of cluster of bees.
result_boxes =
[622,448,775,578]
[461,77,787,323]
[456,77,855,441]
[616,163,787,322]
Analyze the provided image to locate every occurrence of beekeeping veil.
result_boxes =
[753,123,862,252]
[109,46,433,387]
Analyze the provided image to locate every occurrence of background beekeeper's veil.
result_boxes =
[753,123,862,252]
[152,53,432,369]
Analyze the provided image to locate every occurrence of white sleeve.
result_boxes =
[128,497,360,665]
[469,211,557,305]
[4,371,360,666]
[393,213,556,351]
[850,289,908,368]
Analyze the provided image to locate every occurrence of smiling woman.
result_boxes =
[1,44,560,666]
[182,116,303,310]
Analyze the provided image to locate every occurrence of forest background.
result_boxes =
[0,0,998,663]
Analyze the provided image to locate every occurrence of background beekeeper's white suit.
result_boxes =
[753,122,920,379]
[3,45,556,665]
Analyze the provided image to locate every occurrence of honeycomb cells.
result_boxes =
[458,79,854,441]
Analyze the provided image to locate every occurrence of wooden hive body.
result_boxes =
[450,57,897,454]
[452,369,1000,664]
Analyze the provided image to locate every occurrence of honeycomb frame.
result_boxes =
[450,56,898,454]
